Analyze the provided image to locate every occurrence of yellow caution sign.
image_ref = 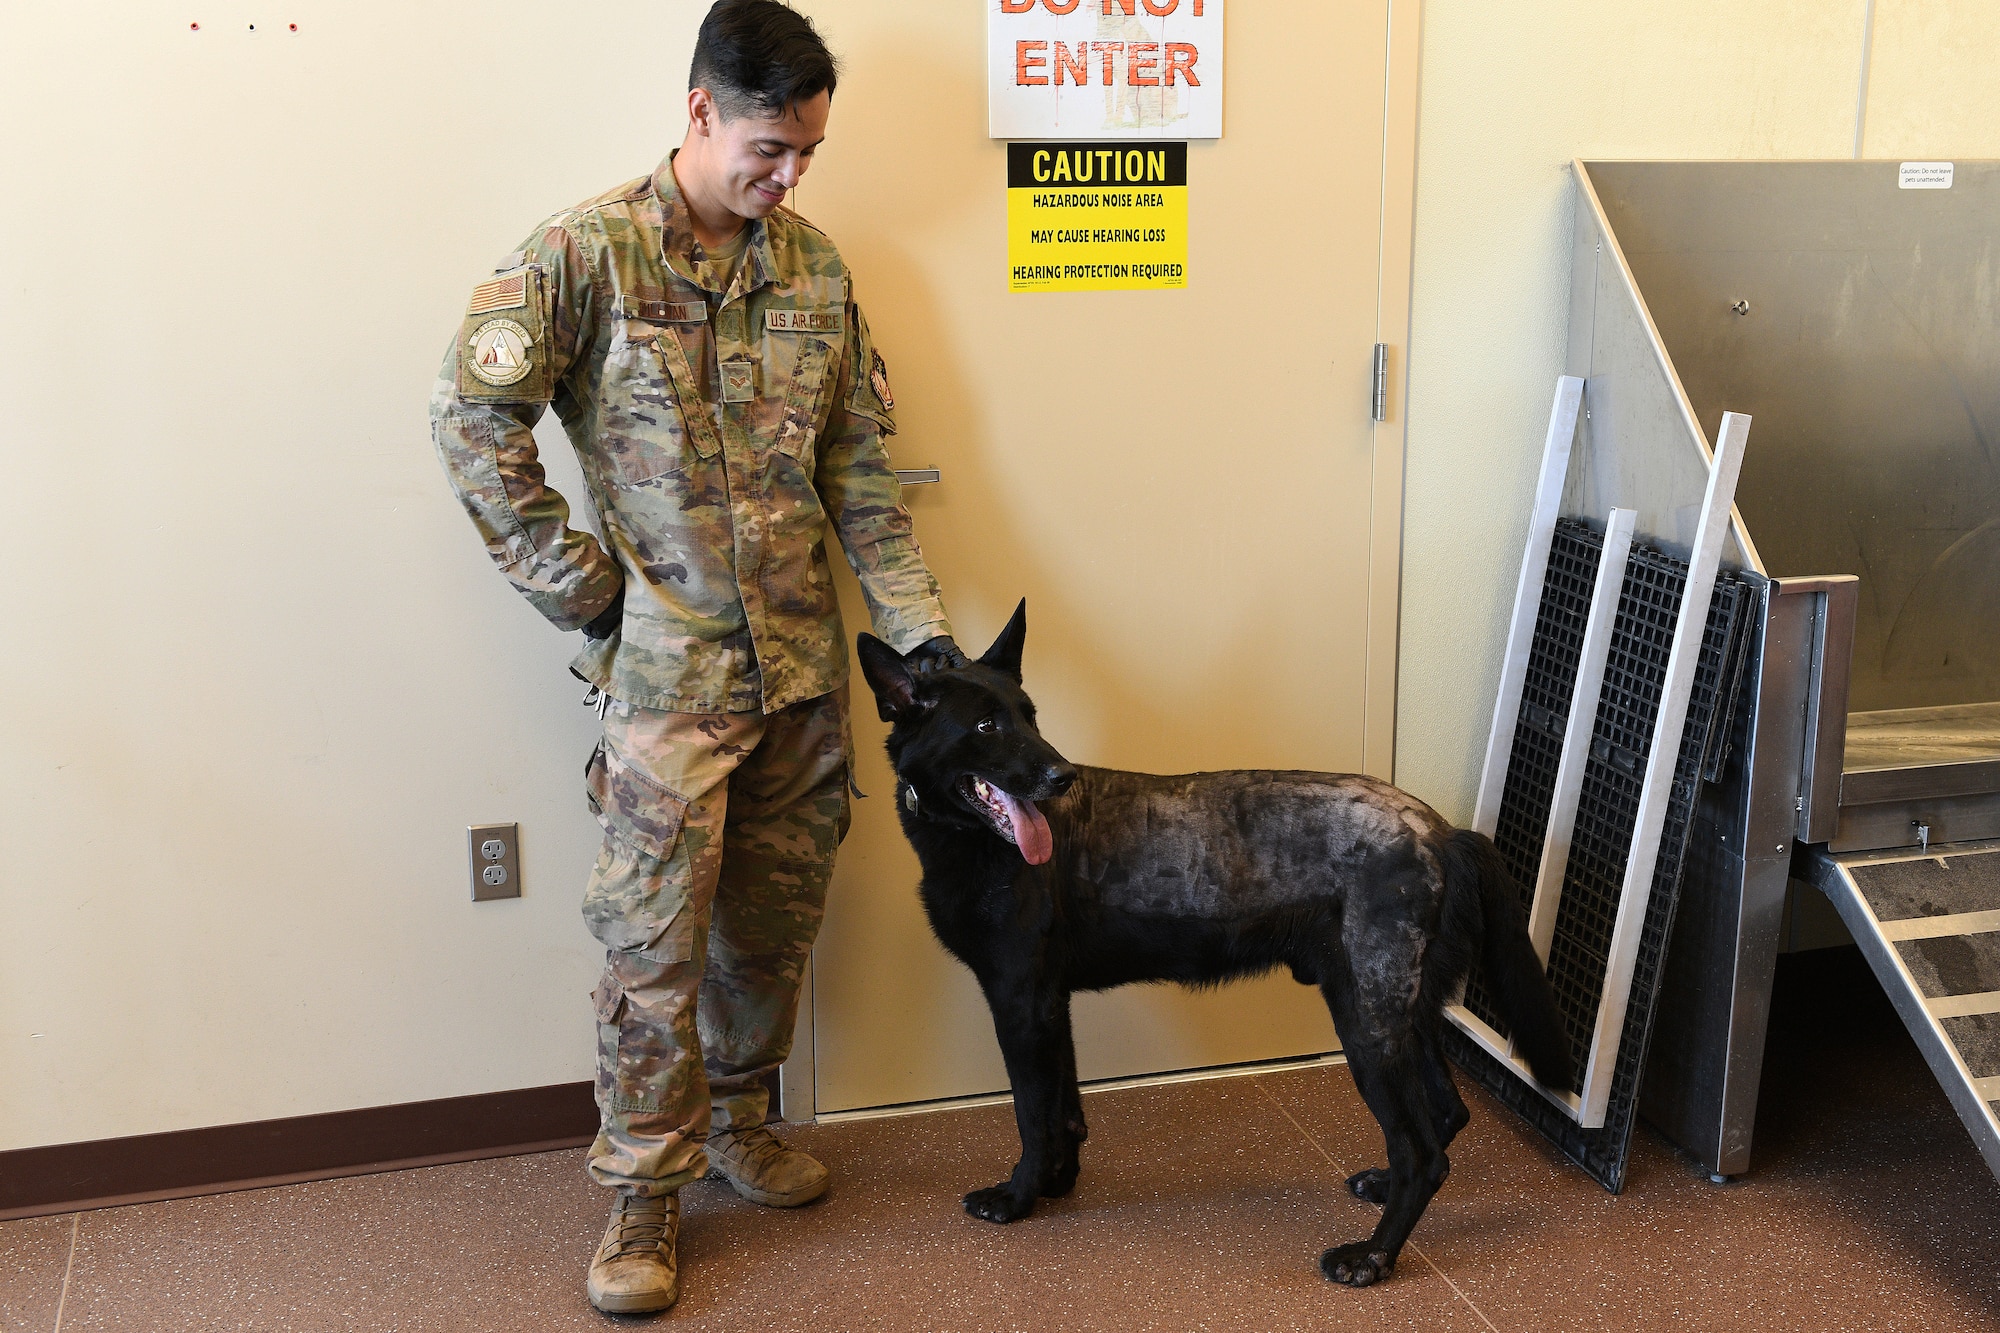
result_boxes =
[1007,142,1187,293]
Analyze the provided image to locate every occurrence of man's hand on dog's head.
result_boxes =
[906,635,968,673]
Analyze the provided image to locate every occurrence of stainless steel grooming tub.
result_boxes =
[1559,159,2000,1181]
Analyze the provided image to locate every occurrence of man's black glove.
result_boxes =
[580,587,625,641]
[906,634,968,673]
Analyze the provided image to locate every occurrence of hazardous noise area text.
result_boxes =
[1028,192,1165,208]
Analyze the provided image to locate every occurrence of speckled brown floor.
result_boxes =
[15,948,2000,1331]
[0,1211,74,1330]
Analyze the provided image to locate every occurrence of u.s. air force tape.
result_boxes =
[766,308,844,335]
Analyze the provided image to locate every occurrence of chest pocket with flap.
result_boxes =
[596,300,708,488]
[773,336,836,467]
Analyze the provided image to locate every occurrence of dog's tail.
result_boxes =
[1436,828,1575,1089]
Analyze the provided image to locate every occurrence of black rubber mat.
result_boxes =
[1942,1014,2000,1082]
[1446,516,1757,1192]
[1848,850,2000,922]
[1893,933,2000,999]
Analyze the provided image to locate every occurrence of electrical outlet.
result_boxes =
[468,823,521,901]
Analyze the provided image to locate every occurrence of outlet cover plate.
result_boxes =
[468,823,521,901]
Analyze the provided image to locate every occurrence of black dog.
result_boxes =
[857,602,1573,1287]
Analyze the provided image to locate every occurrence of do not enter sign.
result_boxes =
[988,0,1223,139]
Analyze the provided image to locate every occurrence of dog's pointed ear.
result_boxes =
[978,599,1028,680]
[857,633,922,722]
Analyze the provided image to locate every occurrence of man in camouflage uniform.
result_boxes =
[428,1,959,1314]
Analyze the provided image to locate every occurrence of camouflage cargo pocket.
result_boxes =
[581,741,696,959]
[591,971,627,1025]
[837,704,857,844]
[589,968,662,1115]
[590,957,687,1117]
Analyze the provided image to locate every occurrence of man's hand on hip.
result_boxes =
[581,587,626,641]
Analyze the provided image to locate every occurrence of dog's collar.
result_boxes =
[901,782,919,813]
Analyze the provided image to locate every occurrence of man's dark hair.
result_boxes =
[689,0,839,120]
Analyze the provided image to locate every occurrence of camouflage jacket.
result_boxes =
[429,155,951,714]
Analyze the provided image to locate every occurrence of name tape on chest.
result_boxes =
[617,295,708,323]
[766,308,845,336]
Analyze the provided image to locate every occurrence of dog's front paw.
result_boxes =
[962,1184,1035,1223]
[1320,1241,1395,1287]
[1344,1167,1390,1205]
[1040,1155,1080,1199]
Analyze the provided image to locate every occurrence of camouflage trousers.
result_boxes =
[581,687,850,1196]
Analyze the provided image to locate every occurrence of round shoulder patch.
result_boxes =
[467,318,534,387]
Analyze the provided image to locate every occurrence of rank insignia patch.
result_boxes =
[467,318,534,387]
[721,359,756,403]
[870,351,894,411]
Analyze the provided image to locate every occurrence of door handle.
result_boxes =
[894,469,940,486]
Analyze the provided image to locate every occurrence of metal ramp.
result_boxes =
[1803,842,2000,1179]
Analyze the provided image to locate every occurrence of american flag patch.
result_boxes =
[467,271,528,315]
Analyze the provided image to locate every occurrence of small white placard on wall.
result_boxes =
[989,0,1223,140]
[1899,161,1954,190]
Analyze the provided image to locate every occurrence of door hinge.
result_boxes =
[1370,343,1389,422]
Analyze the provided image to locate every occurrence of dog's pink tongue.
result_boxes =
[997,790,1053,865]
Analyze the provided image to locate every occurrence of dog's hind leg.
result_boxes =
[1321,1032,1448,1286]
[963,980,1083,1224]
[1314,905,1452,1287]
[1420,1030,1471,1145]
[1346,1031,1467,1206]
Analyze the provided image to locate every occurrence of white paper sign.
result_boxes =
[989,0,1223,140]
[1899,161,1954,190]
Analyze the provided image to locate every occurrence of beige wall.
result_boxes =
[0,3,700,1152]
[5,0,2000,1152]
[1394,0,2000,823]
[1860,3,2000,159]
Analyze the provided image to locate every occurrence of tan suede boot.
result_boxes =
[586,1190,679,1314]
[705,1125,829,1207]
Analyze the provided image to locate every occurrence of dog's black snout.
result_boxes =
[1044,761,1079,796]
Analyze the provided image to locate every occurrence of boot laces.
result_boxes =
[719,1125,789,1169]
[606,1194,673,1259]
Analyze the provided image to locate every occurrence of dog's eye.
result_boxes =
[976,717,999,734]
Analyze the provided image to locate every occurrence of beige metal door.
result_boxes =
[796,0,1417,1113]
